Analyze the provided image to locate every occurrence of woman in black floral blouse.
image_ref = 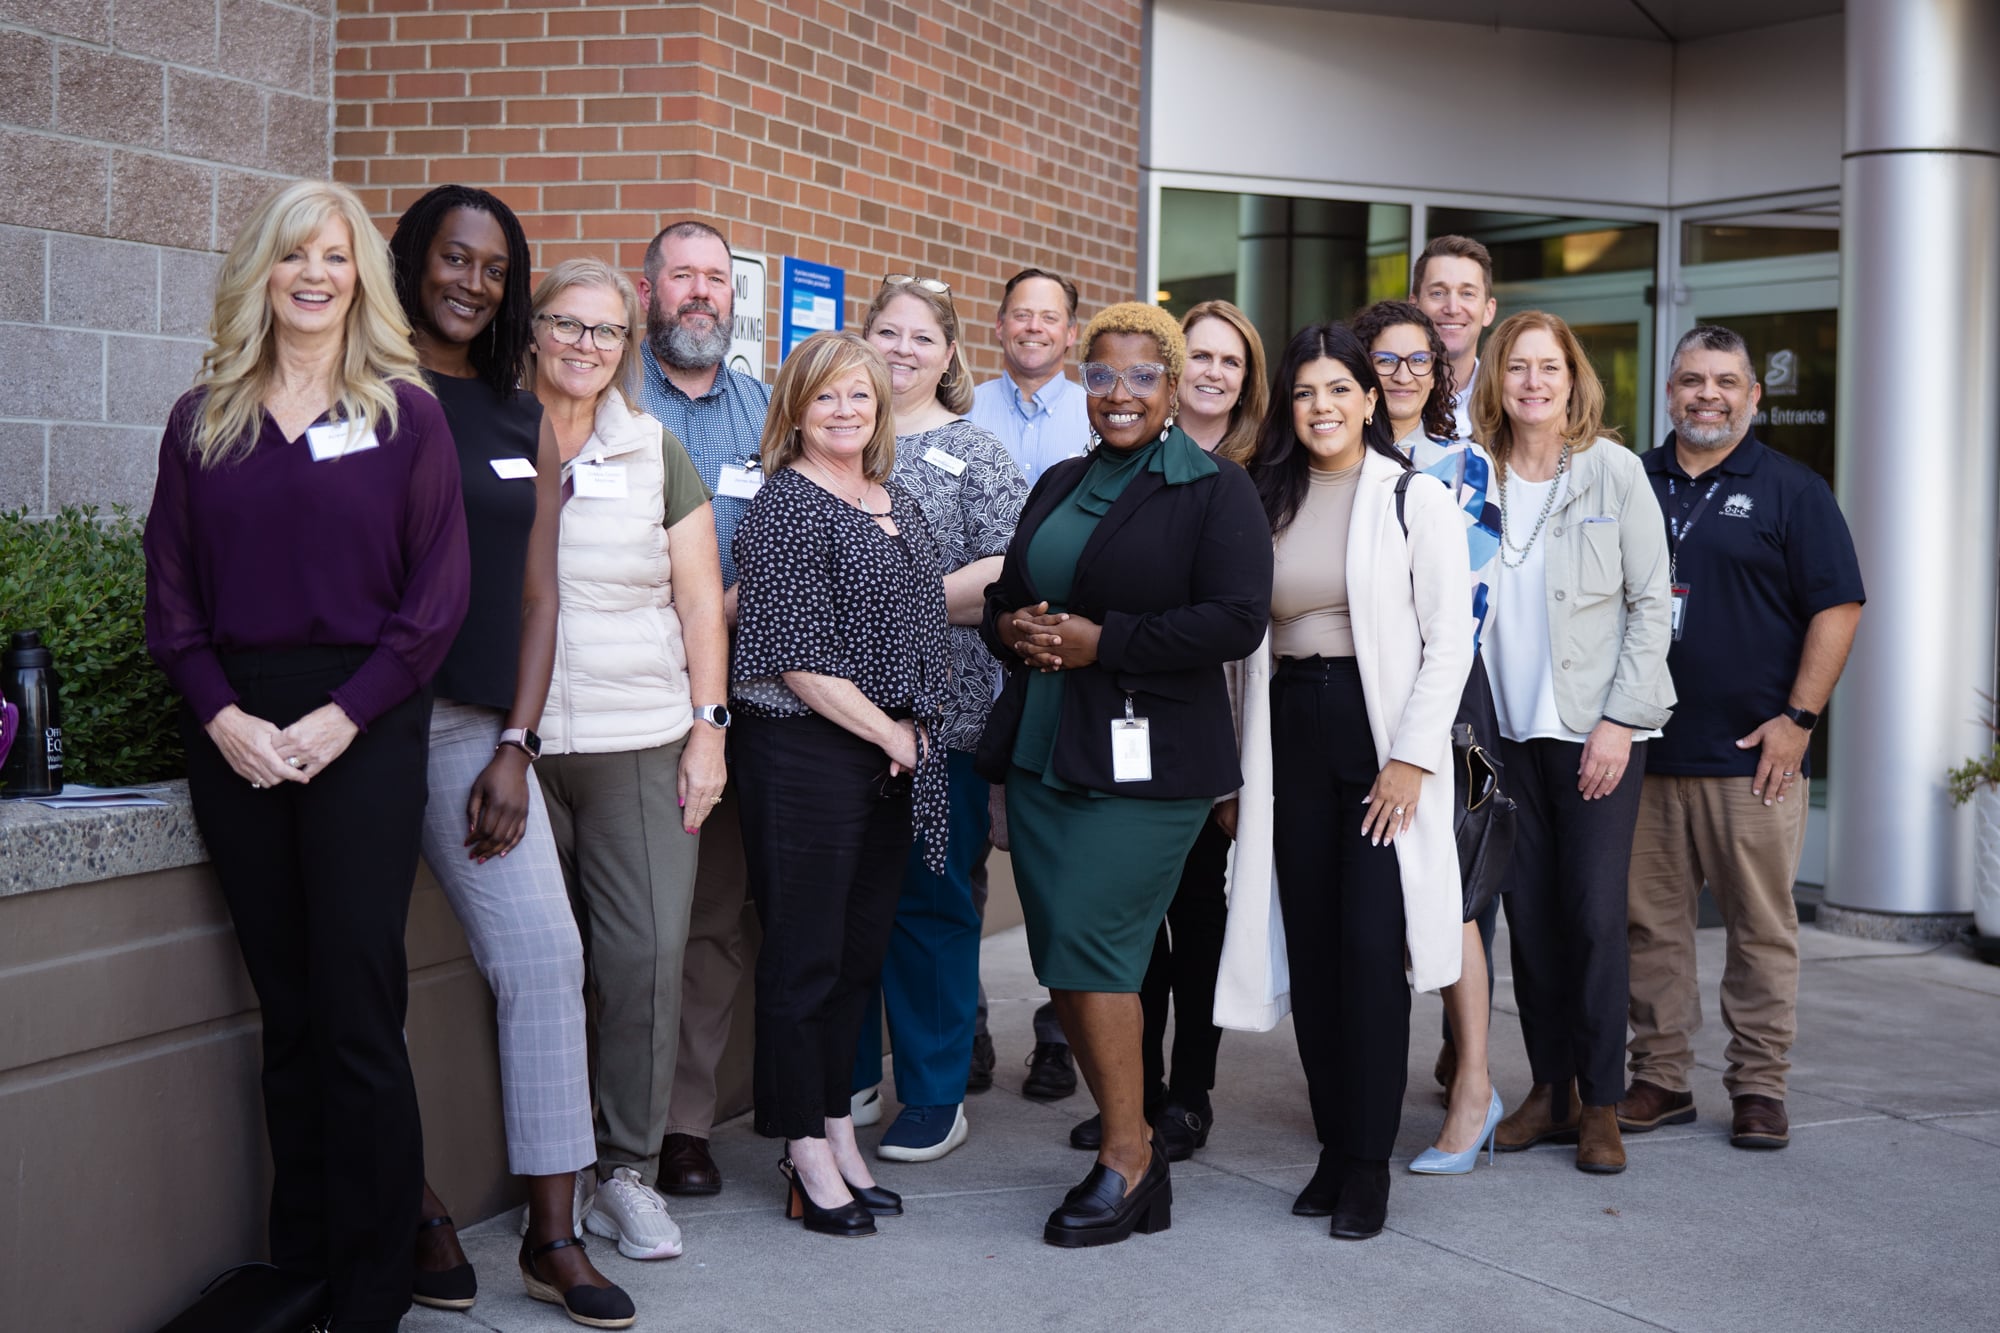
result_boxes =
[729,329,950,1238]
[847,276,1029,1164]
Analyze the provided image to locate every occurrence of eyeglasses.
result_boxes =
[1370,350,1436,379]
[882,274,952,296]
[1080,361,1168,397]
[536,314,629,351]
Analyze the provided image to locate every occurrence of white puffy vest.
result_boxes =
[541,392,692,754]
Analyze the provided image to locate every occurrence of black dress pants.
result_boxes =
[180,648,430,1327]
[1139,812,1230,1098]
[735,711,912,1140]
[1270,657,1409,1162]
[1500,736,1647,1106]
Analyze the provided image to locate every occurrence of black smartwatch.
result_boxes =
[496,727,542,760]
[1781,706,1819,732]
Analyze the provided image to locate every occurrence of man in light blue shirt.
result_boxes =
[1411,235,1497,440]
[969,267,1091,484]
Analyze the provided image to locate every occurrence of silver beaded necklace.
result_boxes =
[1496,443,1573,569]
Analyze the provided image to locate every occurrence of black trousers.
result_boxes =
[1270,657,1409,1162]
[180,648,430,1326]
[1139,812,1230,1098]
[1501,736,1647,1106]
[735,711,912,1140]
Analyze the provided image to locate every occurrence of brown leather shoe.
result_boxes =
[1730,1095,1790,1150]
[1494,1080,1578,1152]
[1616,1078,1696,1133]
[1576,1104,1626,1173]
[658,1133,722,1196]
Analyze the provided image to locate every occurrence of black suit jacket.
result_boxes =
[976,447,1273,797]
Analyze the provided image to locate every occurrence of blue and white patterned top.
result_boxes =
[1399,426,1500,651]
[636,346,772,590]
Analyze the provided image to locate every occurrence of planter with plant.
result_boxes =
[1946,700,2000,943]
[0,505,183,792]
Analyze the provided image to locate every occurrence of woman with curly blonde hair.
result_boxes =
[981,301,1271,1247]
[144,178,469,1331]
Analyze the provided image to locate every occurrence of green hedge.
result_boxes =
[0,506,183,788]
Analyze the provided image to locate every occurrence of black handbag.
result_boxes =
[1395,470,1518,922]
[155,1263,331,1333]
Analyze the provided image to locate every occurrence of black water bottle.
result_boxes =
[0,630,63,797]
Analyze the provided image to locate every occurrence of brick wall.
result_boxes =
[330,0,1145,379]
[0,0,335,516]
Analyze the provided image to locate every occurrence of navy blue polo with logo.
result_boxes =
[1642,433,1865,777]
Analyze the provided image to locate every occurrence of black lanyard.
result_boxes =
[1665,476,1722,579]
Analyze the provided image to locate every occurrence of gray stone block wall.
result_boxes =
[0,0,333,518]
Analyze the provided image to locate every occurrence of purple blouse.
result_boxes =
[144,381,471,729]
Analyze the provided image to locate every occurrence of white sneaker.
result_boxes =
[584,1166,684,1260]
[851,1085,883,1127]
[519,1170,589,1237]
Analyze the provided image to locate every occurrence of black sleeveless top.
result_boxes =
[427,371,541,711]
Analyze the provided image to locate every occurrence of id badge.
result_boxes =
[923,445,967,476]
[573,461,628,499]
[1110,694,1153,784]
[305,421,378,461]
[490,455,537,480]
[716,461,763,500]
[1670,583,1690,641]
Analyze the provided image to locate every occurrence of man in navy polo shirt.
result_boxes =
[1619,325,1863,1152]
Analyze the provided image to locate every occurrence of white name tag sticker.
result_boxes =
[923,445,967,476]
[1111,717,1153,784]
[572,461,628,499]
[305,422,379,462]
[490,455,537,480]
[716,463,763,500]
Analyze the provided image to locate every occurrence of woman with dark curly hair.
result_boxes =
[982,302,1271,1247]
[389,186,635,1327]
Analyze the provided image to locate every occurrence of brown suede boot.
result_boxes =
[1494,1080,1579,1152]
[1576,1104,1627,1174]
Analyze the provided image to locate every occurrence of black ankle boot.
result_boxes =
[1292,1149,1344,1217]
[1329,1157,1390,1240]
[1153,1093,1213,1163]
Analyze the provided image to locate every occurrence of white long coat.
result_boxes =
[1214,448,1475,1030]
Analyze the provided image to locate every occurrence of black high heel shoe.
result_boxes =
[411,1214,476,1311]
[778,1157,877,1237]
[519,1235,637,1328]
[1043,1143,1172,1248]
[842,1176,903,1217]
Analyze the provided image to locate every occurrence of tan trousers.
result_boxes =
[1626,773,1808,1101]
[664,785,747,1139]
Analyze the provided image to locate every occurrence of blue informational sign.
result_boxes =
[781,257,844,357]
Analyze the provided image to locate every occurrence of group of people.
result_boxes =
[142,178,1863,1330]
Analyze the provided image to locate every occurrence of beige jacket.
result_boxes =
[1529,438,1676,733]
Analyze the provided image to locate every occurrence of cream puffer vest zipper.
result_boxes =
[542,391,692,754]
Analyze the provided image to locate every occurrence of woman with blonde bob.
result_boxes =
[1470,312,1674,1175]
[144,179,469,1331]
[524,257,729,1267]
[728,330,951,1237]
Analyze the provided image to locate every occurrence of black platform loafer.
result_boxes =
[1044,1148,1172,1249]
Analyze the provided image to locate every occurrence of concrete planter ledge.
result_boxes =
[0,779,208,897]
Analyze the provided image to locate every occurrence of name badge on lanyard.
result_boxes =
[1665,476,1720,643]
[716,460,763,500]
[1110,693,1153,783]
[572,460,628,499]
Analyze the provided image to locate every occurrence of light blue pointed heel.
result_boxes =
[1408,1088,1504,1175]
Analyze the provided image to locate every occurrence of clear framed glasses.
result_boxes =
[1080,361,1167,397]
[536,313,629,351]
[882,274,952,296]
[1370,350,1436,378]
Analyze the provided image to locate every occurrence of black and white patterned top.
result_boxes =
[731,464,952,871]
[889,418,1028,752]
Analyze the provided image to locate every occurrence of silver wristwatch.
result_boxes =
[693,704,732,729]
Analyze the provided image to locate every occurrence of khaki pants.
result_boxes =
[1626,773,1809,1101]
[665,785,747,1139]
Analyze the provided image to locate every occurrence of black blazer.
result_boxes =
[976,448,1272,797]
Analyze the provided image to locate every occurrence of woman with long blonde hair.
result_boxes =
[144,178,470,1331]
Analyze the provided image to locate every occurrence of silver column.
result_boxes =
[1825,0,2000,934]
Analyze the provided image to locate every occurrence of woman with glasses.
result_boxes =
[982,303,1271,1247]
[848,275,1028,1163]
[1472,312,1673,1175]
[524,259,730,1272]
[1351,299,1506,1174]
[730,331,950,1238]
[1215,322,1472,1242]
[388,187,635,1327]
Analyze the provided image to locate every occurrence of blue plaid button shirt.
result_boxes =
[636,345,772,589]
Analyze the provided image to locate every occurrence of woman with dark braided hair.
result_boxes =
[389,186,637,1327]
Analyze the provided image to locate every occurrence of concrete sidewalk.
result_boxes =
[408,920,2000,1333]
